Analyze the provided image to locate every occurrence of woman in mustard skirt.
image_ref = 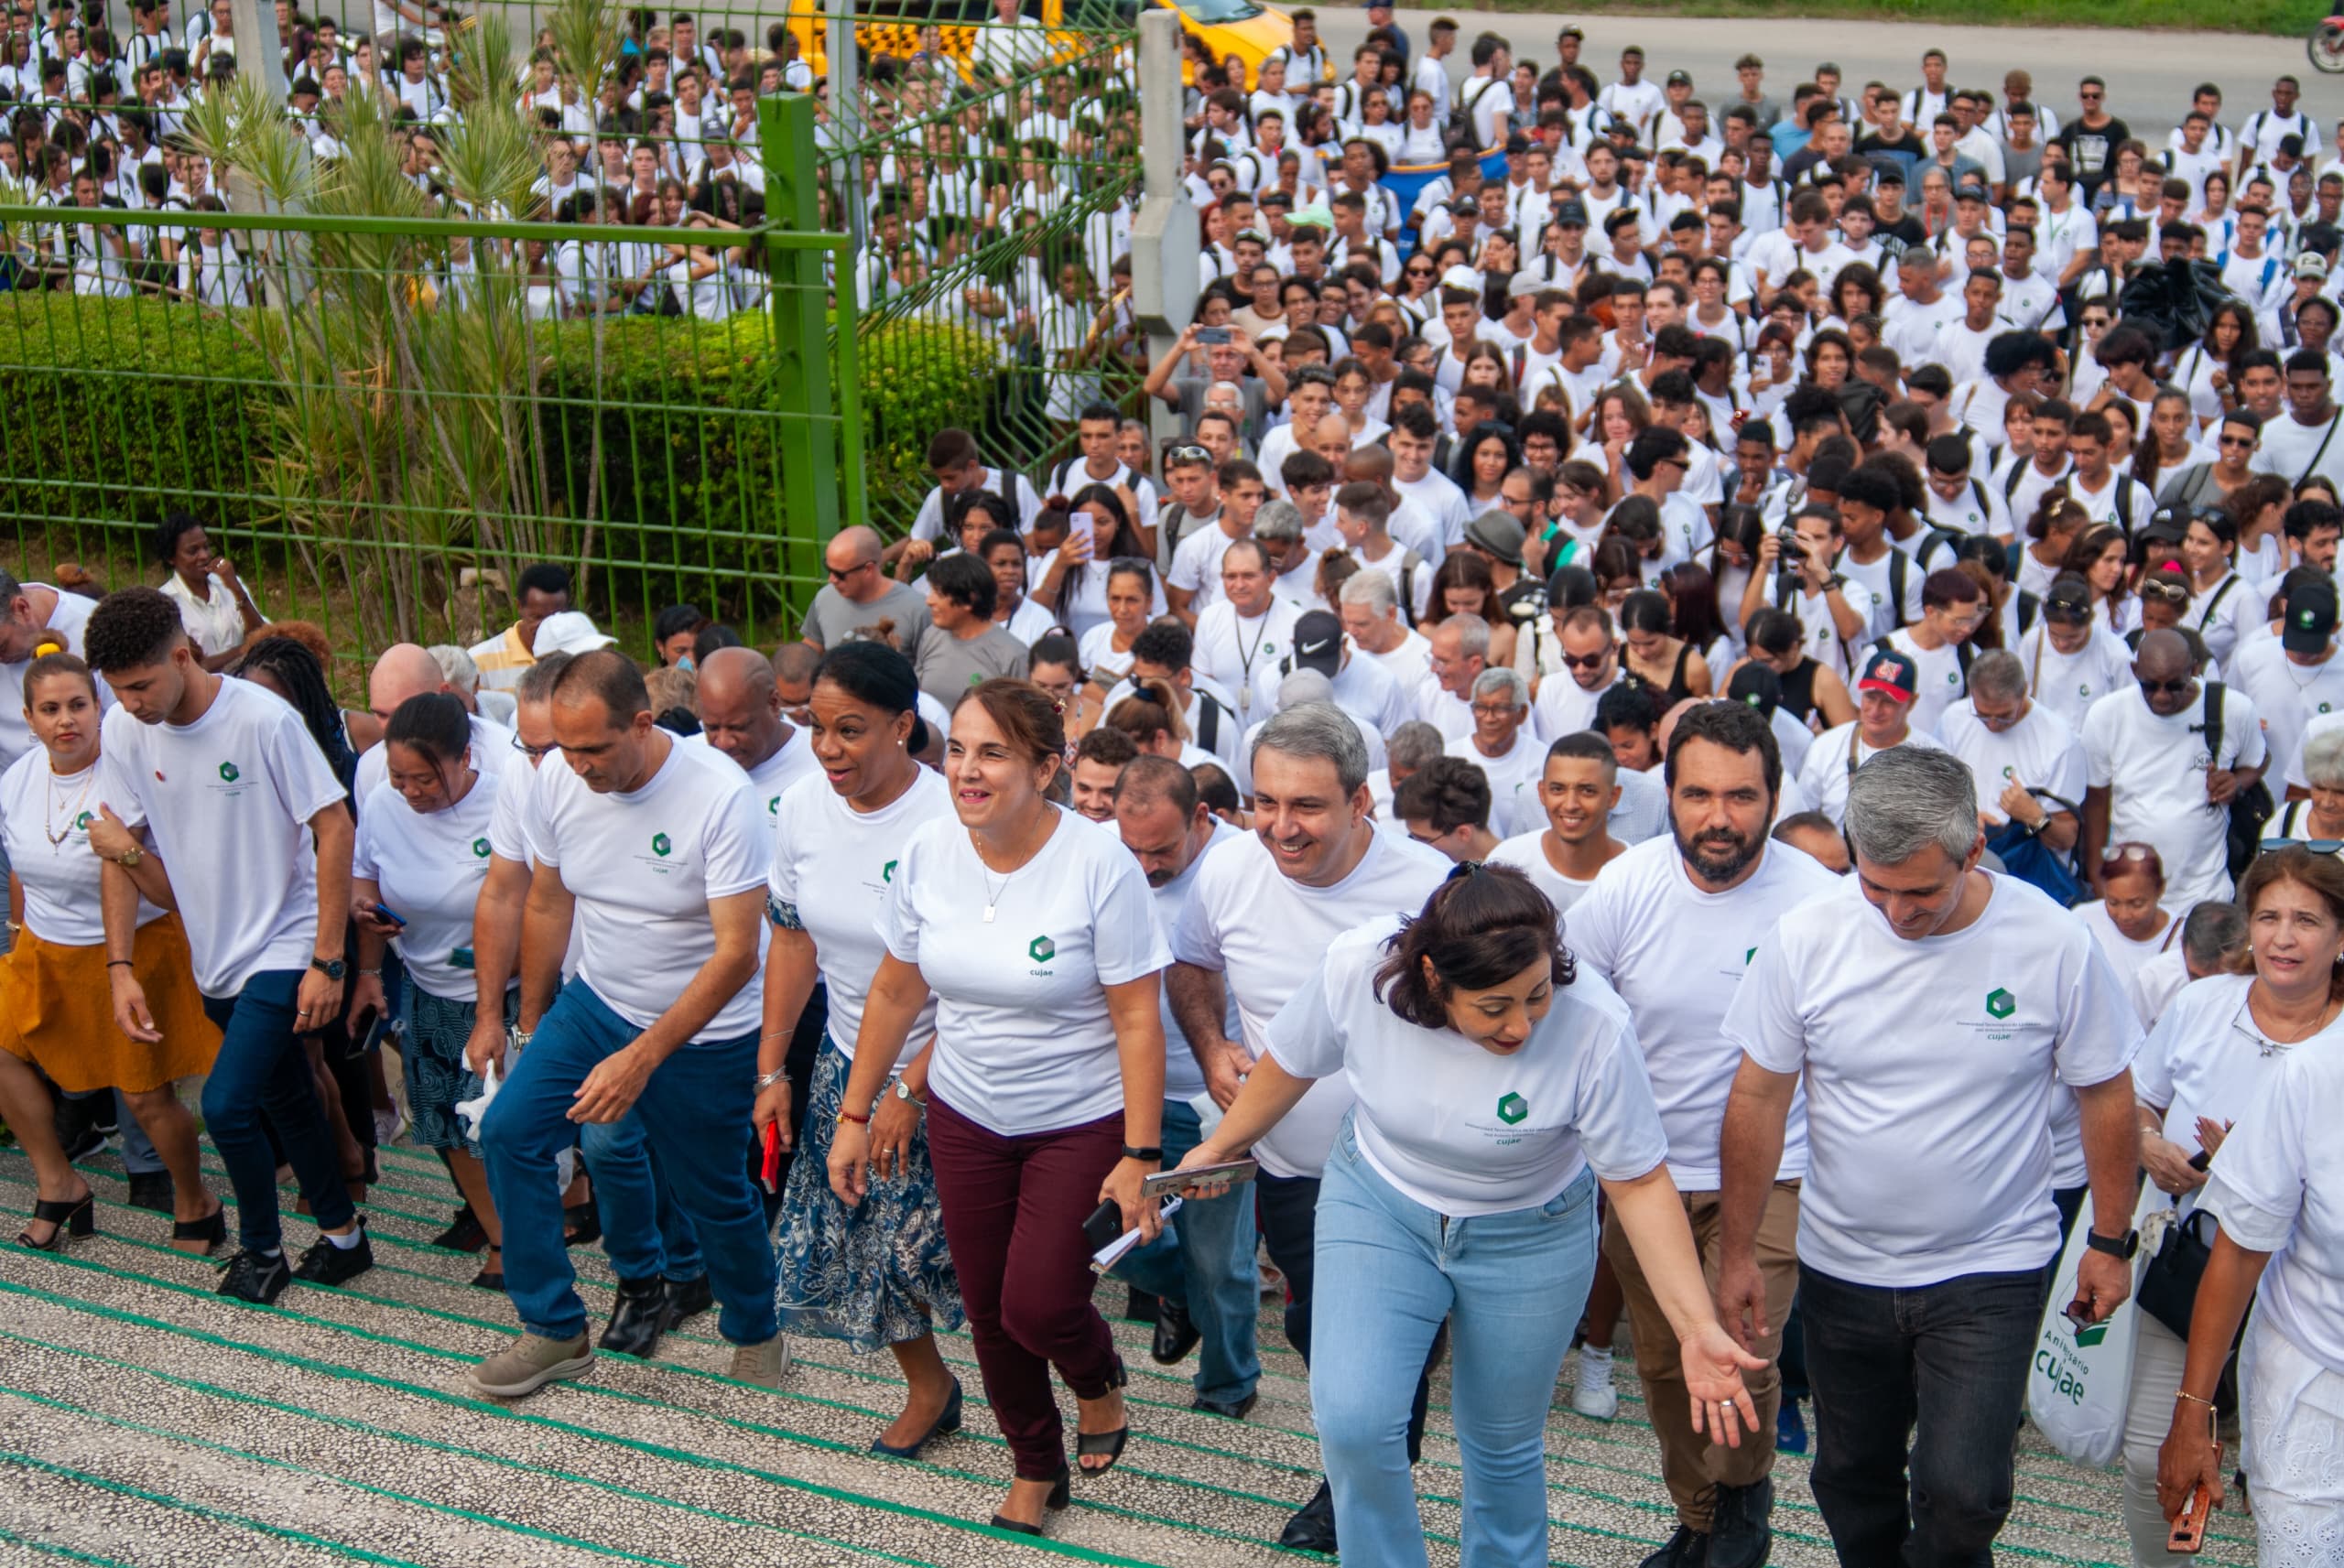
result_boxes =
[0,653,222,1251]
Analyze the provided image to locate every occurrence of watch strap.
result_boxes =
[1121,1144,1163,1162]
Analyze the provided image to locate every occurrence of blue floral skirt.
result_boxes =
[774,1039,964,1353]
[404,987,514,1154]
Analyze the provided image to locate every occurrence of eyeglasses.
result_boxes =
[1470,701,1524,719]
[2136,676,2192,695]
[826,560,871,582]
[511,734,556,760]
[2261,838,2344,854]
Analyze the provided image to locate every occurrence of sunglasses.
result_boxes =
[1167,444,1210,464]
[2139,581,2191,604]
[2261,838,2344,854]
[2102,843,2159,866]
[2136,676,2192,695]
[2219,433,2256,448]
[1559,650,1611,670]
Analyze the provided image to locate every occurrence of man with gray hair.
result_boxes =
[1253,498,1320,607]
[1416,612,1496,741]
[1337,569,1432,688]
[1718,747,2143,1567]
[1937,648,2086,887]
[2129,900,2247,1027]
[1442,665,1544,834]
[1370,719,1445,815]
[1235,675,1389,797]
[1167,701,1447,1552]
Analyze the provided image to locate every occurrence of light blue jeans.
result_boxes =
[1111,1098,1261,1406]
[1312,1114,1599,1568]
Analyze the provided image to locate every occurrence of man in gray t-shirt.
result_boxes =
[804,525,929,657]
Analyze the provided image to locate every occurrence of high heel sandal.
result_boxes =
[987,1465,1070,1535]
[18,1192,93,1251]
[170,1202,226,1257]
[1075,1354,1131,1476]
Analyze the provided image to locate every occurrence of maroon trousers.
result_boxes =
[926,1094,1125,1480]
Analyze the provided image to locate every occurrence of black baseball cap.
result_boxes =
[2284,579,2339,654]
[1291,611,1343,677]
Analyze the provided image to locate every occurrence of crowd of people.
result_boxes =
[6,9,2344,1568]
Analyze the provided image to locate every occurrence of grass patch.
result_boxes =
[1391,0,2326,35]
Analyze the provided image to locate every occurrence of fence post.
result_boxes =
[1129,11,1196,454]
[762,92,841,628]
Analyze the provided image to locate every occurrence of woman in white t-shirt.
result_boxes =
[756,643,965,1459]
[0,654,222,1254]
[154,513,265,667]
[347,694,507,1290]
[2073,841,2177,1000]
[836,678,1169,1537]
[1173,867,1762,1567]
[1073,559,1155,701]
[2154,846,2344,1565]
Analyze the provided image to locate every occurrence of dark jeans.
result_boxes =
[1256,1167,1439,1465]
[201,970,356,1255]
[1798,1263,2044,1568]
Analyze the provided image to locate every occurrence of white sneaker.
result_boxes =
[1571,1368,1618,1422]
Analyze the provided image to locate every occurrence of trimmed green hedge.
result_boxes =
[0,291,991,585]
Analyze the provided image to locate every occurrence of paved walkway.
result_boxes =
[0,1139,2259,1566]
[1335,11,2326,140]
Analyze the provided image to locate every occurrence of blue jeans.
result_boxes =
[581,1113,705,1286]
[482,979,776,1345]
[1112,1099,1260,1405]
[1798,1262,2044,1568]
[1312,1116,1599,1568]
[200,970,356,1255]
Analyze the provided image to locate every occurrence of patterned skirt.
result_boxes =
[774,1039,964,1353]
[403,986,515,1154]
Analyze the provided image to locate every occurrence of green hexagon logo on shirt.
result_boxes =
[1028,935,1056,963]
[1985,987,2016,1020]
[1495,1092,1528,1126]
[472,837,491,858]
[218,762,240,783]
[882,859,899,883]
[651,832,672,858]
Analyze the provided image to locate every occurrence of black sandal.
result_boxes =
[1075,1355,1131,1476]
[170,1202,226,1257]
[987,1465,1070,1535]
[562,1203,601,1247]
[471,1246,505,1292]
[18,1192,93,1251]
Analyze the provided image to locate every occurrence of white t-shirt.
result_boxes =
[0,751,163,946]
[1937,698,2088,828]
[1794,723,1946,827]
[353,711,511,806]
[1570,836,1841,1191]
[1146,818,1244,1103]
[1485,829,1600,918]
[1443,730,1548,837]
[1269,915,1668,1217]
[1362,628,1433,693]
[352,774,501,1002]
[523,736,769,1041]
[2013,622,2137,732]
[1883,629,1970,737]
[2072,898,2177,1008]
[1167,522,1246,616]
[1191,596,1304,723]
[1391,469,1471,551]
[2197,1025,2344,1372]
[0,589,97,772]
[769,766,952,1065]
[1724,872,2142,1286]
[1532,669,1619,742]
[2080,683,2266,909]
[96,678,347,996]
[880,806,1168,1137]
[689,728,822,831]
[2230,640,2344,795]
[1173,827,1448,1178]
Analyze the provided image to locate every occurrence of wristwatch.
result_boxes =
[114,846,143,869]
[311,956,347,981]
[2085,1228,2140,1260]
[893,1078,924,1106]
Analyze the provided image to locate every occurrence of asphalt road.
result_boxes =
[1314,9,2332,142]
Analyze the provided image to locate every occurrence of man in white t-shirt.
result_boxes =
[1937,651,2088,879]
[470,651,784,1400]
[1796,648,1948,826]
[1167,704,1447,1553]
[1335,571,1431,691]
[2080,630,2269,910]
[0,569,102,771]
[1533,605,1625,740]
[1190,540,1305,724]
[85,588,365,1304]
[692,648,819,823]
[2251,351,2344,492]
[355,643,512,805]
[1719,747,2143,1568]
[1571,701,1839,1568]
[1109,757,1258,1419]
[1442,667,1546,835]
[2233,579,2344,793]
[1282,609,1414,737]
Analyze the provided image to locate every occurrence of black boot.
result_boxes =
[1151,1293,1199,1365]
[1277,1479,1337,1553]
[601,1276,670,1358]
[1706,1477,1772,1568]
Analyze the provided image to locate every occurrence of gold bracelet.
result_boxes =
[2175,1390,2216,1409]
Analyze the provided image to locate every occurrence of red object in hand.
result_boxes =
[758,1122,783,1194]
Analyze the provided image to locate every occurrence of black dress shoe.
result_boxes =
[1278,1479,1338,1553]
[125,1172,176,1214]
[601,1276,670,1358]
[291,1219,374,1286]
[1122,1285,1158,1325]
[1151,1293,1199,1365]
[1636,1524,1712,1568]
[664,1273,714,1326]
[1706,1477,1771,1568]
[429,1206,491,1253]
[1191,1389,1258,1421]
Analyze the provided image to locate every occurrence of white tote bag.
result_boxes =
[2027,1182,2160,1466]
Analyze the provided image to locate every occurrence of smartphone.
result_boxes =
[1142,1159,1258,1200]
[1197,326,1230,344]
[1067,510,1094,552]
[2167,1442,2219,1554]
[1080,1197,1123,1252]
[757,1121,783,1195]
[368,902,408,928]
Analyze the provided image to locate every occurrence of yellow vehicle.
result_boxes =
[780,0,1292,90]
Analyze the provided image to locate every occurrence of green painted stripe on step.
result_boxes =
[0,1523,144,1567]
